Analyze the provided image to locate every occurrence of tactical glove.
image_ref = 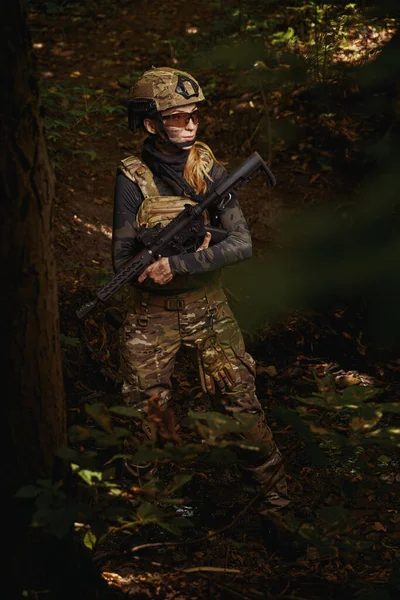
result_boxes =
[196,331,236,394]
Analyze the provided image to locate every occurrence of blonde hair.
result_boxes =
[184,141,222,195]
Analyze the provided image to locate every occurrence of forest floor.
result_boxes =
[28,1,399,599]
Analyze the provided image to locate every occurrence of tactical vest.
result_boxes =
[118,154,212,229]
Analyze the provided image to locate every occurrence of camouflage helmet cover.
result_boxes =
[130,66,205,113]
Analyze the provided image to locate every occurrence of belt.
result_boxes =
[133,284,224,312]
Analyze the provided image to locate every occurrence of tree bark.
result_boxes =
[0,3,72,596]
[0,0,66,508]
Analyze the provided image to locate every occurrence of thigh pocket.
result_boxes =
[213,301,246,352]
[212,301,256,378]
[119,311,159,359]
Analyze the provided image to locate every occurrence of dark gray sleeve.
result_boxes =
[168,163,252,276]
[112,172,143,273]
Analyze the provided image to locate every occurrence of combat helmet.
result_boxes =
[128,67,205,133]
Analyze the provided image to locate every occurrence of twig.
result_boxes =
[224,541,231,570]
[244,113,265,148]
[182,567,240,574]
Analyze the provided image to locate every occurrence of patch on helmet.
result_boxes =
[175,74,199,99]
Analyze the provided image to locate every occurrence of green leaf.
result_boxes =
[36,489,55,510]
[109,405,144,419]
[83,530,97,551]
[15,485,41,499]
[32,507,76,539]
[296,396,337,410]
[77,469,103,486]
[56,447,84,462]
[357,404,382,421]
[104,482,123,496]
[297,522,338,557]
[112,426,131,439]
[378,402,400,413]
[131,445,165,464]
[188,410,257,436]
[271,27,295,45]
[377,455,391,464]
[60,334,81,348]
[51,117,70,128]
[341,385,381,404]
[317,506,350,528]
[36,478,59,490]
[365,427,400,447]
[157,516,193,535]
[137,501,154,520]
[170,474,192,492]
[85,403,114,434]
[68,424,92,443]
[88,429,121,448]
[272,406,313,440]
[203,446,238,464]
[137,501,163,521]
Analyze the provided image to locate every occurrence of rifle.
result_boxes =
[76,152,276,320]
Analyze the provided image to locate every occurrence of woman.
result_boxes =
[112,66,290,518]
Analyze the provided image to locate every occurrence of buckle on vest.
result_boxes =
[165,298,185,311]
[137,316,149,327]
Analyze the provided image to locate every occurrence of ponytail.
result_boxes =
[184,141,222,195]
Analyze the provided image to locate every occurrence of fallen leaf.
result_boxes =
[265,365,277,377]
[350,416,365,431]
[310,423,329,435]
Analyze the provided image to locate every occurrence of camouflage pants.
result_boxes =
[119,284,290,513]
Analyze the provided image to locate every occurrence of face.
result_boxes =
[145,103,199,149]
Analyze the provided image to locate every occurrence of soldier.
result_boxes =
[112,67,296,552]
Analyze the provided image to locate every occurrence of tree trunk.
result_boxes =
[1,2,68,594]
[1,0,66,495]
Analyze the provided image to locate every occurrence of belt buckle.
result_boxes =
[165,297,185,310]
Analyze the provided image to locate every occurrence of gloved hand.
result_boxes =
[196,331,236,394]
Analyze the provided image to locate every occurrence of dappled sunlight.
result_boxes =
[185,25,199,35]
[269,4,398,76]
[331,25,397,65]
[73,214,112,239]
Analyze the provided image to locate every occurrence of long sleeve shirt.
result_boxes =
[112,160,252,294]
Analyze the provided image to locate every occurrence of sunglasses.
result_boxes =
[162,109,199,128]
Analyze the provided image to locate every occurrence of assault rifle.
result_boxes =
[76,152,276,320]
